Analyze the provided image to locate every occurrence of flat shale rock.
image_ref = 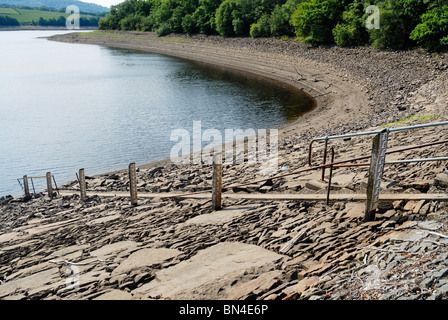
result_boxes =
[132,242,285,300]
[0,267,61,299]
[94,289,135,300]
[89,241,140,259]
[183,206,257,225]
[112,248,182,276]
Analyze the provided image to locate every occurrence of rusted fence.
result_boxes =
[17,121,448,222]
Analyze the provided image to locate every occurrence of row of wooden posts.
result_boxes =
[74,161,224,211]
[22,172,58,199]
[19,130,392,220]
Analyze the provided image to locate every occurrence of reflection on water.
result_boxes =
[0,30,315,197]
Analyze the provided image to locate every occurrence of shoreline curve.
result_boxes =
[48,30,371,175]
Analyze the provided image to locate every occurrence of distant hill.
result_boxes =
[0,0,109,12]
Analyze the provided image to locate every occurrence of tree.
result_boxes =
[0,16,20,26]
[269,0,304,37]
[215,0,240,36]
[250,13,270,37]
[410,5,448,51]
[332,1,369,46]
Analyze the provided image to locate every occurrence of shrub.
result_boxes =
[410,5,448,51]
[292,0,351,44]
[182,13,197,33]
[332,2,369,46]
[250,13,270,37]
[215,0,240,36]
[156,21,172,36]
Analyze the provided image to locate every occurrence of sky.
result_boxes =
[86,0,124,8]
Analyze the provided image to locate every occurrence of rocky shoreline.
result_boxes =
[1,31,448,301]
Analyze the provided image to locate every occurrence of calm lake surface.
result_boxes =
[0,30,314,197]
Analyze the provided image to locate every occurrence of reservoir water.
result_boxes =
[0,30,315,197]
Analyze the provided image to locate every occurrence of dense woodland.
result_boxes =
[98,0,448,51]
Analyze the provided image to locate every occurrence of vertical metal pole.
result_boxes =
[52,175,59,195]
[365,129,388,221]
[326,148,335,205]
[78,168,87,202]
[321,137,328,182]
[212,153,222,211]
[23,175,30,196]
[46,172,53,199]
[129,162,138,206]
[31,178,36,194]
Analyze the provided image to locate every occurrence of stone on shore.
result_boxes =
[132,242,284,300]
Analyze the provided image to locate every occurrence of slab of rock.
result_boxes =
[86,213,121,226]
[132,242,284,300]
[225,270,283,300]
[94,289,135,300]
[434,172,448,188]
[0,267,61,299]
[89,241,140,259]
[111,247,182,276]
[183,206,256,225]
[305,180,327,191]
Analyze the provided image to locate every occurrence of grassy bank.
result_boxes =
[0,6,103,27]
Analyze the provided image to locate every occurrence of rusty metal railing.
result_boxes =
[308,121,448,181]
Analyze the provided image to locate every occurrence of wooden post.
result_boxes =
[129,162,138,206]
[78,168,87,202]
[365,129,388,221]
[46,172,53,199]
[212,153,222,211]
[23,175,30,196]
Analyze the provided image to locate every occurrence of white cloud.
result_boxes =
[86,0,124,8]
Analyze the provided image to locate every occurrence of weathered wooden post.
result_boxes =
[212,153,222,211]
[365,129,388,221]
[129,162,138,206]
[23,175,30,197]
[78,168,87,202]
[46,172,53,199]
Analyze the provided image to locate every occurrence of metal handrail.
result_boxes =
[308,121,448,180]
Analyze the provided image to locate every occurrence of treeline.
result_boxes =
[0,15,20,26]
[0,4,108,16]
[35,16,100,26]
[98,0,448,51]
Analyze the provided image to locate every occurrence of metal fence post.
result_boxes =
[46,172,53,199]
[365,129,388,221]
[23,175,30,197]
[129,162,138,206]
[78,168,87,202]
[212,153,222,211]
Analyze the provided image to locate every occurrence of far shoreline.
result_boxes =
[0,26,97,31]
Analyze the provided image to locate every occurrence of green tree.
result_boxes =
[269,0,304,37]
[250,13,270,37]
[292,0,340,44]
[410,5,448,51]
[332,1,369,46]
[215,0,240,36]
